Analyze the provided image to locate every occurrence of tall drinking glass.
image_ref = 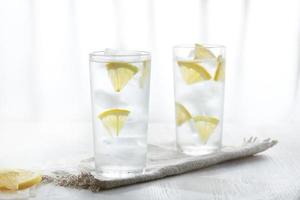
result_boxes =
[89,50,151,177]
[173,44,225,155]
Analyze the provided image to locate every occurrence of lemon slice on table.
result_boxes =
[139,60,150,88]
[193,116,219,143]
[175,102,192,126]
[214,55,225,81]
[0,169,42,191]
[194,43,216,59]
[106,62,138,92]
[98,109,130,136]
[0,171,18,190]
[177,61,211,84]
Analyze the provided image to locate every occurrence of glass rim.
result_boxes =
[173,43,225,49]
[89,50,151,58]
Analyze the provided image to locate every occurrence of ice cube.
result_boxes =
[188,49,195,59]
[198,59,217,76]
[94,90,127,108]
[104,49,141,62]
[177,81,223,116]
[104,48,123,55]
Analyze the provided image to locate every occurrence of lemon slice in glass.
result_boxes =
[177,61,211,84]
[106,62,138,92]
[0,169,42,191]
[175,102,192,126]
[193,116,219,143]
[139,60,150,88]
[214,55,225,81]
[98,109,130,136]
[194,44,216,59]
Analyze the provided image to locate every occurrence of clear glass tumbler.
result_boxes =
[89,50,151,177]
[173,44,225,155]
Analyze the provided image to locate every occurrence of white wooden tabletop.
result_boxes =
[1,122,300,200]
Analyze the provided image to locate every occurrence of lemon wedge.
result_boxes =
[193,116,219,143]
[98,109,130,136]
[139,60,150,88]
[177,61,211,84]
[106,62,138,92]
[175,102,192,126]
[194,44,216,59]
[214,55,225,81]
[0,169,42,191]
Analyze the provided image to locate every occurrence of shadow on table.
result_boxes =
[194,154,270,175]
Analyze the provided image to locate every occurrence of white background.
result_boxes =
[0,0,299,141]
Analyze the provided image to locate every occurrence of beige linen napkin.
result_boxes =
[43,138,277,192]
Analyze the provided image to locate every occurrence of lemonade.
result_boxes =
[89,50,151,177]
[174,44,225,155]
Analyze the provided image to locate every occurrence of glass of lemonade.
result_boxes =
[173,44,225,155]
[89,50,151,177]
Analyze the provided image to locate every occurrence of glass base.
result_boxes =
[178,145,220,156]
[95,166,145,178]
